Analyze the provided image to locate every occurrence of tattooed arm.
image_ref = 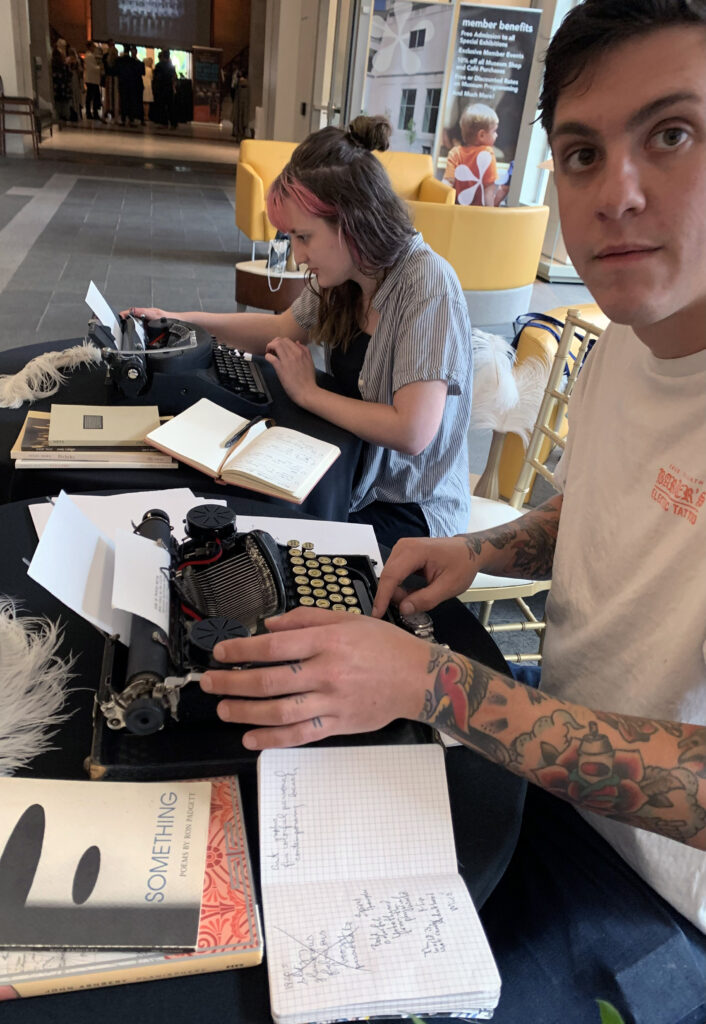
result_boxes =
[422,645,706,848]
[201,606,706,849]
[372,495,562,617]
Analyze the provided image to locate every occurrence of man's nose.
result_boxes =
[595,153,646,220]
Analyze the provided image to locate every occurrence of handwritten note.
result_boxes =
[258,746,501,1023]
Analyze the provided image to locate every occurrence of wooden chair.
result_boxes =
[0,76,40,158]
[462,309,605,661]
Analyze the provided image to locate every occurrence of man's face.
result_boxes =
[551,26,706,355]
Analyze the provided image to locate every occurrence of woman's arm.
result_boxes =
[200,607,706,849]
[123,305,308,354]
[264,336,448,454]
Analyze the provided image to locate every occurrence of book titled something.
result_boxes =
[0,777,262,1000]
[145,397,340,503]
[258,745,501,1024]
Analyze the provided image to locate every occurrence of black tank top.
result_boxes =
[329,330,371,399]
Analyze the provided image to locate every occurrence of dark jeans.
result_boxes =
[480,784,706,1024]
[85,82,102,118]
[348,499,429,550]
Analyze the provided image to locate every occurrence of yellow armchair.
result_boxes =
[235,141,453,254]
[410,202,550,325]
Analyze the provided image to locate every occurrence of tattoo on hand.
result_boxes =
[289,661,303,674]
[311,716,323,729]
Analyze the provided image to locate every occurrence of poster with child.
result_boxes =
[437,4,540,206]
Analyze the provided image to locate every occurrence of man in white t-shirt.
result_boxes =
[200,2,706,1019]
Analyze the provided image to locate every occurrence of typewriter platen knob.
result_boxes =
[188,616,250,668]
[185,503,237,542]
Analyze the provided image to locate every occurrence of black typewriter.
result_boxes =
[89,503,435,779]
[211,343,270,404]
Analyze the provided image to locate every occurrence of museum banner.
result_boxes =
[437,4,541,204]
[192,46,222,124]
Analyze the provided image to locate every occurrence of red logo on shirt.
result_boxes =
[651,464,704,525]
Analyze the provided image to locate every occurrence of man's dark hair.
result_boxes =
[540,0,706,135]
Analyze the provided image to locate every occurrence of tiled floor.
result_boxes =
[0,134,594,659]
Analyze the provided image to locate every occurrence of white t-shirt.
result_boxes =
[541,322,706,931]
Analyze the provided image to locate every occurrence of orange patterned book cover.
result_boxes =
[0,777,262,1000]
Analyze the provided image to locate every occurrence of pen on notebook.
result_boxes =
[222,415,270,449]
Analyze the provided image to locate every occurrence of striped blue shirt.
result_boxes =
[291,234,472,537]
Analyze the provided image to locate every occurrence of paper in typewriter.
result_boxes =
[258,745,501,1024]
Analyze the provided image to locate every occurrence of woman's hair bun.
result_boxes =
[346,115,392,153]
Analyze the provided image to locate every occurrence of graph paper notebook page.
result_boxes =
[258,745,501,1024]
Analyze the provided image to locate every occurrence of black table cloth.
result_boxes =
[0,338,362,521]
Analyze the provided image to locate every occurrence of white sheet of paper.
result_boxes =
[27,491,131,642]
[30,489,226,544]
[112,528,170,632]
[235,515,383,575]
[85,280,122,349]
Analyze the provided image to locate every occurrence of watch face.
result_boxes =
[399,611,434,632]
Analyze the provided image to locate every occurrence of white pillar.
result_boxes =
[0,0,35,155]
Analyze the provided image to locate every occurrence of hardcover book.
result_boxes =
[145,397,340,503]
[0,777,262,1000]
[48,403,161,447]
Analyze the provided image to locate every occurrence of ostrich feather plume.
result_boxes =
[0,599,74,775]
[0,343,103,409]
[471,329,550,444]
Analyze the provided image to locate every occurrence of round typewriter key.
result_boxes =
[290,556,304,565]
[302,542,315,550]
[338,576,352,587]
[332,557,347,566]
[316,598,331,608]
[334,567,348,576]
[326,583,340,593]
[287,539,300,548]
[305,559,319,568]
[299,596,315,606]
[312,588,327,598]
[294,575,308,585]
[297,585,312,595]
[318,555,332,564]
[308,570,322,580]
[288,548,302,557]
[323,573,337,583]
[330,593,343,604]
[332,603,347,612]
[347,606,362,614]
[344,596,358,605]
[340,586,355,596]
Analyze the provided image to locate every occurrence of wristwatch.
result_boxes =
[397,610,437,642]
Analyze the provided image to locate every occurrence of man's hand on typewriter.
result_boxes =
[199,607,431,750]
[372,535,481,618]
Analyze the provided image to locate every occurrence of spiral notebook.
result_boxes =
[258,745,501,1024]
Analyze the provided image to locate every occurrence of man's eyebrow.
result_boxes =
[550,91,701,142]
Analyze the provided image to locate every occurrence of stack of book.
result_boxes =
[0,776,262,1000]
[11,406,178,470]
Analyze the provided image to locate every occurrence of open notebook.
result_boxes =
[258,745,501,1024]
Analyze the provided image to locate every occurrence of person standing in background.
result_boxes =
[151,49,178,128]
[83,42,103,121]
[142,56,154,124]
[102,39,118,122]
[50,44,71,126]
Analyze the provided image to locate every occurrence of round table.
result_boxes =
[235,259,307,313]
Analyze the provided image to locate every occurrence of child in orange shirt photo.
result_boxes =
[443,102,498,206]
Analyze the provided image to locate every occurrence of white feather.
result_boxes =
[0,599,74,775]
[470,329,550,444]
[0,343,103,409]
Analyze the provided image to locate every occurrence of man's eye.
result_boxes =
[651,126,689,150]
[563,147,596,172]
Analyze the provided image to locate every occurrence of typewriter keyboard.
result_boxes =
[283,540,373,615]
[212,343,269,402]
